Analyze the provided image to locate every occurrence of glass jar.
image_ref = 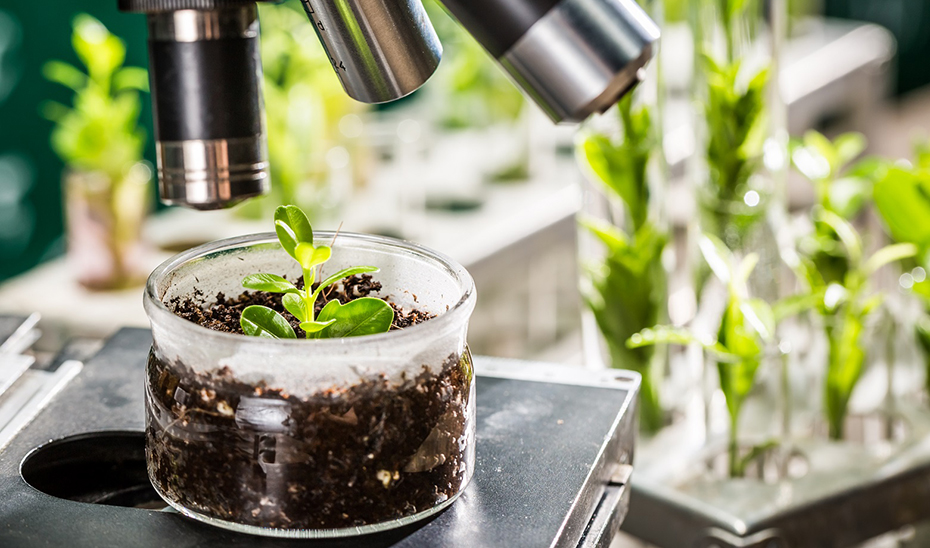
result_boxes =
[64,163,151,290]
[142,232,477,537]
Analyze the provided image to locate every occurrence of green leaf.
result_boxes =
[240,305,297,339]
[242,273,298,294]
[314,297,394,338]
[299,319,336,334]
[282,293,309,322]
[863,243,917,277]
[39,101,71,123]
[317,266,378,292]
[740,298,775,342]
[816,209,862,265]
[834,132,867,169]
[627,326,735,360]
[274,205,314,258]
[873,168,930,248]
[699,233,735,286]
[113,67,149,92]
[580,217,629,251]
[295,242,331,270]
[42,60,87,92]
[311,245,332,266]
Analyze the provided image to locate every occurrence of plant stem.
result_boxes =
[638,373,665,434]
[728,409,742,477]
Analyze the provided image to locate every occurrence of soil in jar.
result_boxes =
[147,274,474,530]
[170,274,432,336]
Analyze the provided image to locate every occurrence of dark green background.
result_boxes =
[825,0,930,95]
[0,1,154,282]
[2,1,930,283]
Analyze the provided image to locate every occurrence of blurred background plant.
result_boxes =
[424,1,525,132]
[577,93,669,434]
[789,131,917,439]
[693,0,774,253]
[630,234,779,477]
[41,14,151,290]
[805,210,915,439]
[236,0,369,225]
[873,140,930,404]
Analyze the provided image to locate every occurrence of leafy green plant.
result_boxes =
[873,142,930,399]
[425,1,524,130]
[799,210,916,439]
[790,131,887,285]
[695,0,772,250]
[41,14,148,182]
[629,234,778,477]
[577,94,668,434]
[583,219,668,432]
[701,55,769,241]
[239,205,394,339]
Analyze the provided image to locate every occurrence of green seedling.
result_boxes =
[873,140,930,401]
[582,219,668,433]
[791,130,887,285]
[701,54,769,243]
[239,205,394,339]
[801,210,916,439]
[41,14,148,182]
[577,94,669,434]
[629,233,797,477]
[694,0,772,250]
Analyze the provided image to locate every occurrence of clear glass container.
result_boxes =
[143,232,477,538]
[65,164,151,290]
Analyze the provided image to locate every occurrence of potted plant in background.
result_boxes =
[42,14,150,290]
[576,90,669,434]
[790,131,916,439]
[872,141,930,407]
[630,234,790,477]
[690,0,787,301]
[144,205,477,536]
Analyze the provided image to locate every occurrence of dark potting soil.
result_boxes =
[146,351,473,530]
[148,274,473,530]
[170,274,432,337]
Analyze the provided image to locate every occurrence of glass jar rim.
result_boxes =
[144,231,477,350]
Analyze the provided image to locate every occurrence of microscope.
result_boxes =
[117,0,660,210]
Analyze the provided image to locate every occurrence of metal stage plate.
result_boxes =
[0,328,638,548]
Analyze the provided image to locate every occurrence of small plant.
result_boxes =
[790,131,886,285]
[803,210,916,439]
[696,0,771,249]
[41,14,148,181]
[873,140,930,400]
[577,94,668,434]
[239,205,394,339]
[630,233,780,477]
